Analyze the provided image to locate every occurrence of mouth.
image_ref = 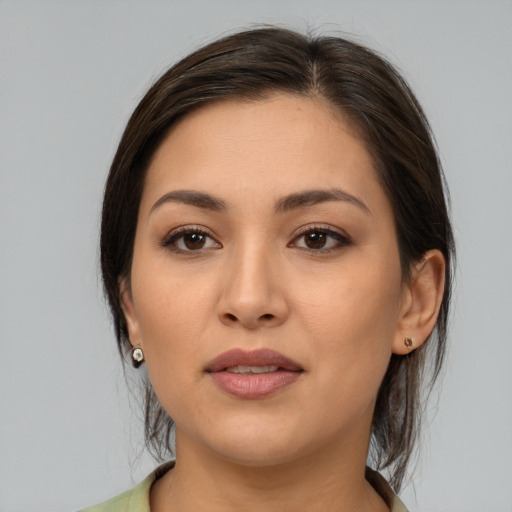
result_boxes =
[206,349,304,399]
[225,364,280,374]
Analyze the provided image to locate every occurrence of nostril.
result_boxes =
[225,313,237,322]
[260,314,274,321]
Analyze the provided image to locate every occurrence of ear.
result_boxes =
[119,278,142,348]
[393,249,446,355]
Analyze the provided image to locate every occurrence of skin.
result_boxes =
[122,94,445,512]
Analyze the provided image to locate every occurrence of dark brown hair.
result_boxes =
[100,26,454,491]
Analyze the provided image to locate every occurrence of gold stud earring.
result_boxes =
[131,347,144,368]
[404,337,414,350]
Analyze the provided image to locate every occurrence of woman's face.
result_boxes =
[123,94,411,466]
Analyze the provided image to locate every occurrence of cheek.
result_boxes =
[130,261,215,384]
[131,276,213,423]
[294,257,402,396]
[297,255,402,338]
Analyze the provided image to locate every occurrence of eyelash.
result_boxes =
[289,225,352,254]
[162,226,221,254]
[162,225,352,255]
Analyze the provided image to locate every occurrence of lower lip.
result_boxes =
[209,370,302,399]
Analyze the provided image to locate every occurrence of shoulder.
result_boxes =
[78,485,142,512]
[78,462,174,512]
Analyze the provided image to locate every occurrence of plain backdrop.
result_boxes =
[1,1,511,511]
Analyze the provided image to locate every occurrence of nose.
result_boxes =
[217,245,289,330]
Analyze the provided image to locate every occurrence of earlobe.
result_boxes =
[119,279,142,347]
[393,249,446,355]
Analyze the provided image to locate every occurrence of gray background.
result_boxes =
[1,1,511,511]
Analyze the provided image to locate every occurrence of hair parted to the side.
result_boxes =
[100,26,454,491]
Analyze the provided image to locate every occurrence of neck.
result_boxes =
[150,430,389,512]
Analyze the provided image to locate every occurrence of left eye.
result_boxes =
[291,229,350,251]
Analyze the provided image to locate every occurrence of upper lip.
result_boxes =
[206,348,303,373]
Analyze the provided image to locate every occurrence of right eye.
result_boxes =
[163,227,221,253]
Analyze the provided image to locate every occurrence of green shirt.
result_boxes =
[80,463,408,512]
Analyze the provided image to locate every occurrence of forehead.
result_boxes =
[141,94,384,213]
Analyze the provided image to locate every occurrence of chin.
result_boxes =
[213,437,305,468]
[190,415,309,467]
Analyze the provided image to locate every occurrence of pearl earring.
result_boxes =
[131,347,144,368]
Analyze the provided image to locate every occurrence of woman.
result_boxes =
[84,26,454,511]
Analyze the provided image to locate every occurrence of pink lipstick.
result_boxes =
[206,348,303,399]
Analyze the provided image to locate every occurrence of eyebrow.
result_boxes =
[150,187,370,215]
[150,190,227,213]
[275,188,371,215]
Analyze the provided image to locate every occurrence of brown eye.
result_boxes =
[304,231,327,249]
[290,227,352,253]
[183,232,206,250]
[164,228,221,253]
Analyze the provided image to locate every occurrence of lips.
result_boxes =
[206,349,303,399]
[206,348,303,373]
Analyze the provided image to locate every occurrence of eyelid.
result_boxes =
[292,223,351,240]
[289,224,352,252]
[161,225,221,252]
